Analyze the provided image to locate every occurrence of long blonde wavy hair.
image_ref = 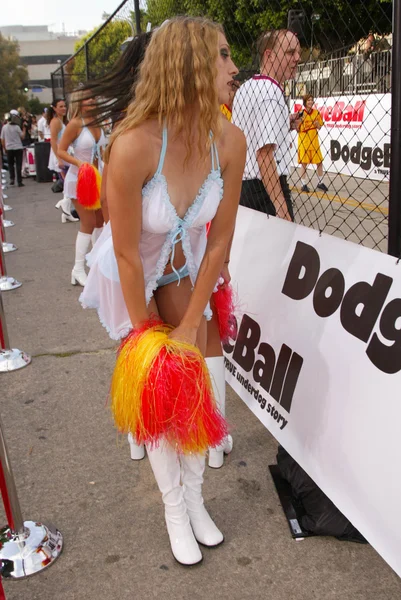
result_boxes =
[105,16,224,163]
[67,89,89,121]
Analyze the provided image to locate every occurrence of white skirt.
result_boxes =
[64,165,79,199]
[79,223,132,341]
[79,222,213,340]
[48,148,60,173]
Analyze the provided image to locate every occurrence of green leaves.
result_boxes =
[67,20,133,88]
[0,34,29,117]
[63,0,392,90]
[146,0,392,71]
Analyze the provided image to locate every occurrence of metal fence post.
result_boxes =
[0,239,21,293]
[134,0,141,34]
[0,290,30,372]
[0,218,17,255]
[60,66,65,99]
[85,43,90,81]
[51,73,56,103]
[0,193,20,291]
[0,411,63,578]
[388,0,401,257]
[0,174,10,212]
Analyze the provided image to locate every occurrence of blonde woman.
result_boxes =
[58,92,106,286]
[78,30,234,469]
[80,17,245,565]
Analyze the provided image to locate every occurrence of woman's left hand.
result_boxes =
[220,263,231,287]
[168,325,198,347]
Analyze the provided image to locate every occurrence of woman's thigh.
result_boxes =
[95,209,104,227]
[154,277,207,355]
[71,200,96,233]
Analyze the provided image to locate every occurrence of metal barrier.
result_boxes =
[0,190,20,291]
[0,411,63,577]
[294,49,392,98]
[0,299,30,374]
[0,162,29,370]
[0,174,17,256]
[0,242,21,293]
[0,219,17,255]
[0,137,62,589]
[0,173,10,212]
[0,180,13,233]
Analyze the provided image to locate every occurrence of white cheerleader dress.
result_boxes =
[79,125,223,340]
[64,122,107,199]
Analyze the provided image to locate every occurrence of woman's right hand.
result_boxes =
[168,324,198,347]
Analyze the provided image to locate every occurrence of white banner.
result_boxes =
[290,94,391,181]
[226,206,401,576]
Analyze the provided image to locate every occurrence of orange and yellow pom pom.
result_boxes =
[110,317,228,454]
[76,163,102,210]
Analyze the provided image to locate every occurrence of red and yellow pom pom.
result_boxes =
[76,163,102,210]
[110,317,228,454]
[213,283,237,344]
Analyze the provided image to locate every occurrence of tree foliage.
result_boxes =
[146,0,392,68]
[67,20,133,88]
[62,0,392,90]
[0,33,28,118]
[27,97,47,116]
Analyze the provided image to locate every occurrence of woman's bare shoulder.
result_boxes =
[112,121,159,156]
[109,121,160,181]
[65,117,81,131]
[50,117,62,130]
[217,116,247,169]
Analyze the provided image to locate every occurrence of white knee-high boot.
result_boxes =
[207,356,233,468]
[71,231,91,287]
[181,452,224,547]
[128,433,145,460]
[91,226,103,247]
[146,442,202,565]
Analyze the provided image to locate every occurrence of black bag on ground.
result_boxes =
[277,446,367,542]
[51,178,64,193]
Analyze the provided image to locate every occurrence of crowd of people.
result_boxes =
[1,18,330,567]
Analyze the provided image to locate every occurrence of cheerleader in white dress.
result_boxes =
[76,31,234,469]
[47,99,79,224]
[77,17,245,566]
[47,99,67,175]
[58,91,106,286]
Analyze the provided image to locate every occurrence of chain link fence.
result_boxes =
[51,0,146,99]
[51,0,395,254]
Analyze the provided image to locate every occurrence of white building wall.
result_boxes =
[0,25,82,103]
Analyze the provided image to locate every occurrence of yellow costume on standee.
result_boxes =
[298,108,324,164]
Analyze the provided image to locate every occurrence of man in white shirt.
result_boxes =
[37,108,51,141]
[232,29,301,221]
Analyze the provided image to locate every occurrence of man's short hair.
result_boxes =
[256,29,290,61]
